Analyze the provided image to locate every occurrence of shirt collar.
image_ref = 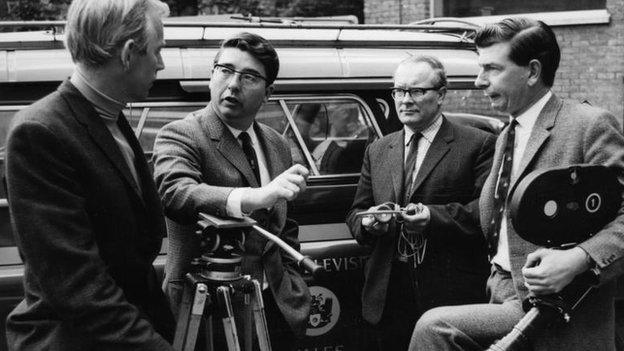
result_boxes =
[225,121,259,146]
[70,70,125,122]
[404,114,443,147]
[512,90,552,129]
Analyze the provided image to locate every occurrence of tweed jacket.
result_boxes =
[347,116,495,324]
[480,94,624,350]
[5,80,174,350]
[153,104,311,334]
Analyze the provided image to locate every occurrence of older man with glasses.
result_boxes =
[346,55,495,351]
[153,32,310,350]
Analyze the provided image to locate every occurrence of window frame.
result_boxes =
[429,0,610,27]
[130,93,383,178]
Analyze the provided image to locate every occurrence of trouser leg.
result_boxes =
[262,288,296,351]
[371,261,420,351]
[409,265,525,351]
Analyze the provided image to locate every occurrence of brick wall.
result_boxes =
[552,0,624,120]
[365,0,428,24]
[365,0,624,120]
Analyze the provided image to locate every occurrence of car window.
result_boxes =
[126,104,202,154]
[285,99,377,176]
[0,108,23,247]
[0,108,25,197]
[254,101,312,171]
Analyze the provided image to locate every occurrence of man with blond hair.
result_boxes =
[5,0,175,349]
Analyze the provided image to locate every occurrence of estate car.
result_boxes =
[0,19,505,350]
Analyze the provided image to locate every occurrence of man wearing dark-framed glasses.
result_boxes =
[390,86,442,100]
[347,55,495,350]
[153,32,310,350]
[212,63,267,86]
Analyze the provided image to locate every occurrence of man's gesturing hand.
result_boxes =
[242,164,309,212]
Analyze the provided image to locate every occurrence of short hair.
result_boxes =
[475,17,560,87]
[213,32,280,85]
[395,55,447,88]
[65,0,169,68]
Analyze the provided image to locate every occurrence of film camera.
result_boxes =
[488,165,621,351]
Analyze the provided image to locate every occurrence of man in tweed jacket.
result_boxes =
[153,32,310,350]
[411,17,624,351]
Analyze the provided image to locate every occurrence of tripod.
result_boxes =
[173,255,271,351]
[173,212,322,351]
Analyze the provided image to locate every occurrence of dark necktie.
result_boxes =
[402,132,422,205]
[238,131,261,185]
[487,118,518,256]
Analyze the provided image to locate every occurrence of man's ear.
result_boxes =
[264,84,274,102]
[120,39,136,71]
[437,86,447,105]
[527,59,542,87]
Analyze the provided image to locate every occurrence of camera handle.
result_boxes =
[198,212,324,278]
[487,272,597,351]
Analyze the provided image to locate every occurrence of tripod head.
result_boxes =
[196,212,324,279]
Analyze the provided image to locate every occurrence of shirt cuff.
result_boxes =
[226,188,250,218]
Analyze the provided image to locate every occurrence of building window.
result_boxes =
[441,0,605,17]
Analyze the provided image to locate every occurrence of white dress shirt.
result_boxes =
[225,124,271,218]
[492,91,552,271]
[403,114,443,184]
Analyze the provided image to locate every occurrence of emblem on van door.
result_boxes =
[305,286,340,336]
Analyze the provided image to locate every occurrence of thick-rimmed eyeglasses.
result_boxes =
[391,86,440,100]
[213,64,267,86]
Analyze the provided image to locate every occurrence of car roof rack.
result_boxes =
[0,18,478,50]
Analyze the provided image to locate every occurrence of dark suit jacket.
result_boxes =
[153,104,311,334]
[347,116,495,324]
[480,95,624,350]
[5,80,174,350]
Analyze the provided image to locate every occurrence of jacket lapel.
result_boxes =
[200,104,260,187]
[408,117,452,198]
[388,130,405,203]
[59,81,144,201]
[510,95,561,190]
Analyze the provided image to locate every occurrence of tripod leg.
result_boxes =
[250,279,272,351]
[184,283,209,351]
[217,286,242,351]
[173,282,199,350]
[243,288,253,351]
[204,315,214,351]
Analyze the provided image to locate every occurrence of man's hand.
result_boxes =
[361,205,391,236]
[401,203,430,233]
[522,247,591,295]
[241,164,309,212]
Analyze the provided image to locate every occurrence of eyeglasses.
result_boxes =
[213,64,267,86]
[391,86,440,100]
